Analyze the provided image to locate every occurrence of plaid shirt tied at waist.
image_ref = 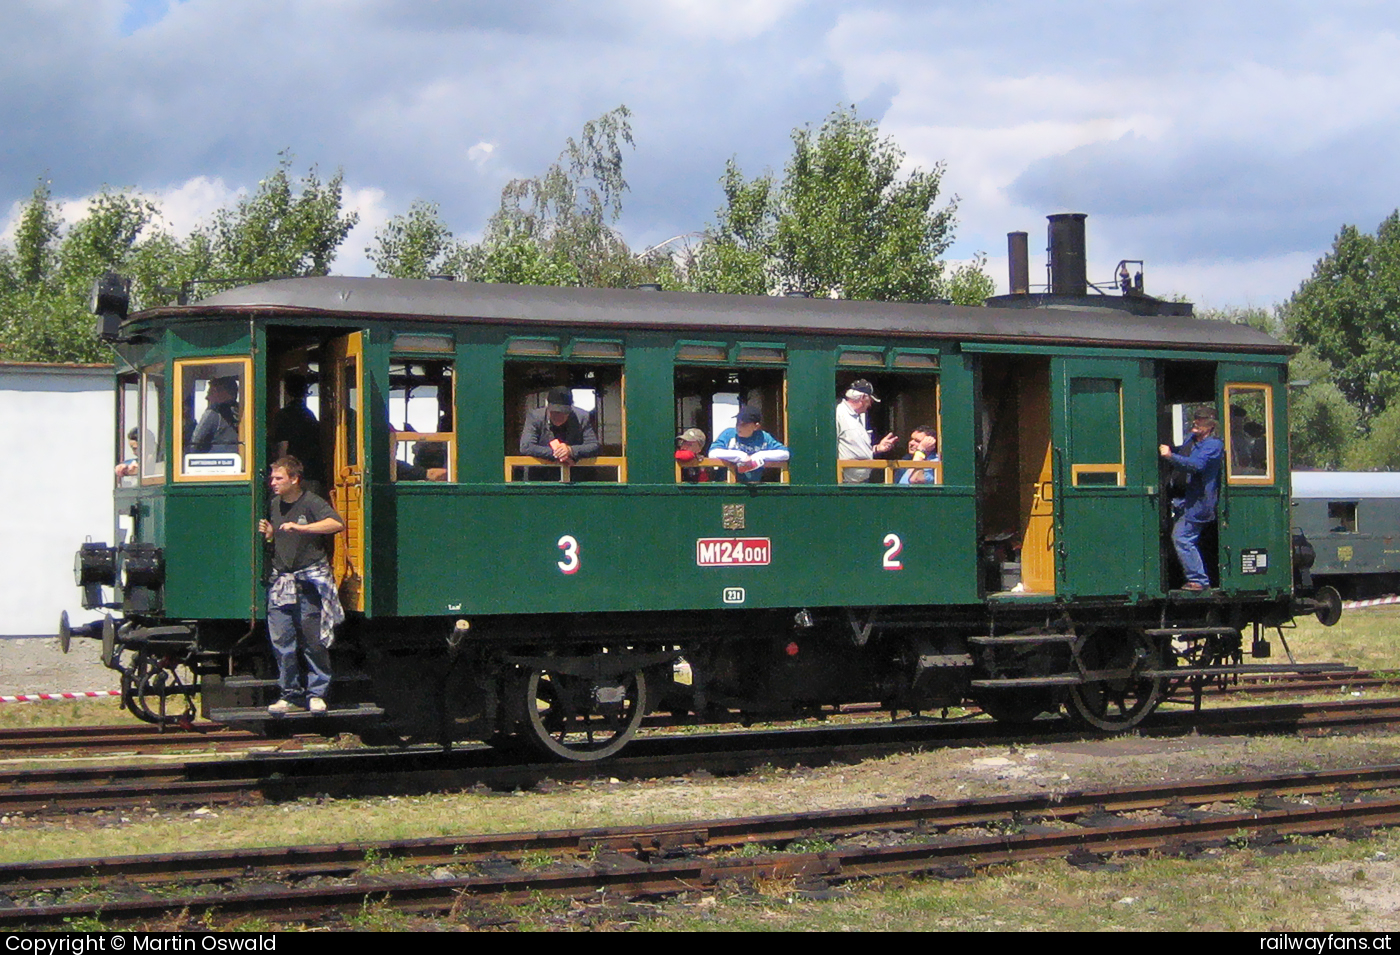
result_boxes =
[268,559,345,648]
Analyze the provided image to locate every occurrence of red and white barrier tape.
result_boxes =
[1342,594,1400,610]
[0,690,120,704]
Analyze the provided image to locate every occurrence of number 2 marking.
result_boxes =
[882,533,904,571]
[557,535,580,575]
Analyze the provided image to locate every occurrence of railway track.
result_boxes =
[3,760,1399,927]
[4,696,1400,817]
[1,668,1387,760]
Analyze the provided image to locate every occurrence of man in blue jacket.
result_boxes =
[1159,407,1225,591]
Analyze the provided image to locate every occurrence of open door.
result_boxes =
[326,333,366,612]
[1052,356,1158,597]
[977,356,1055,594]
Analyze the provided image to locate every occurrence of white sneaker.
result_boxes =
[308,697,327,714]
[267,699,301,715]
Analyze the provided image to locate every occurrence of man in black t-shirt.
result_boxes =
[258,456,345,715]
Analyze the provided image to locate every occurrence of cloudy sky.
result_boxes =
[4,0,1398,309]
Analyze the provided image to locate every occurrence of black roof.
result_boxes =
[134,276,1291,355]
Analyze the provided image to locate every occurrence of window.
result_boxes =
[140,365,166,484]
[174,358,251,481]
[675,365,788,484]
[1328,501,1358,533]
[116,374,139,488]
[505,361,626,482]
[836,371,941,485]
[389,358,454,482]
[1225,384,1274,483]
[1067,377,1124,487]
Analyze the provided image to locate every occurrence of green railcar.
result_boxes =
[66,275,1342,758]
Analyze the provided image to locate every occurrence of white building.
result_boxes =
[0,362,113,637]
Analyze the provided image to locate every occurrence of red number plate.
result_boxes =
[695,537,772,567]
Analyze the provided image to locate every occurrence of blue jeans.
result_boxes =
[1172,513,1214,587]
[268,583,332,703]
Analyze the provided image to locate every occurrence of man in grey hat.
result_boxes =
[520,386,600,465]
[837,378,898,483]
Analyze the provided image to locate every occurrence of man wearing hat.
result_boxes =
[837,379,899,483]
[1159,407,1225,591]
[709,406,789,483]
[520,386,601,467]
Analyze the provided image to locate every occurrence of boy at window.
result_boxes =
[709,406,789,483]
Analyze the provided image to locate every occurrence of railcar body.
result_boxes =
[1292,472,1400,598]
[66,273,1341,758]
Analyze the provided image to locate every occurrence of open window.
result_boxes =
[1224,383,1274,483]
[139,364,166,484]
[174,358,252,481]
[116,373,139,488]
[674,349,788,484]
[1328,501,1359,533]
[504,340,625,482]
[389,355,454,482]
[835,353,941,485]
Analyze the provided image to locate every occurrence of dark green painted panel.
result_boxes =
[1054,356,1159,596]
[162,488,259,619]
[624,332,676,486]
[383,486,979,615]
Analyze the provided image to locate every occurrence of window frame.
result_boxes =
[139,364,167,486]
[835,368,943,487]
[388,353,456,484]
[172,356,253,483]
[1223,382,1276,485]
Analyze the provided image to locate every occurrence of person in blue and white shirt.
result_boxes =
[709,405,789,483]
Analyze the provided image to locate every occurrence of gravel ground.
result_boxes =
[0,635,113,697]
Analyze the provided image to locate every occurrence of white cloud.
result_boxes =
[335,185,392,277]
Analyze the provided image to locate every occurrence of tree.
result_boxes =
[0,156,361,362]
[205,154,359,280]
[0,183,162,363]
[465,106,655,288]
[368,201,455,279]
[686,106,985,303]
[1286,211,1400,422]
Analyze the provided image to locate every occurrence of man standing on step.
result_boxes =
[258,456,345,714]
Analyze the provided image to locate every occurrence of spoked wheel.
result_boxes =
[1067,630,1166,732]
[121,651,198,726]
[976,689,1059,725]
[519,668,647,761]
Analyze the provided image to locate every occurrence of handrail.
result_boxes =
[391,431,454,482]
[676,458,790,484]
[837,459,943,485]
[504,455,629,483]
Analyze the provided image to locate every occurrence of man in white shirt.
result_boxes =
[836,379,898,483]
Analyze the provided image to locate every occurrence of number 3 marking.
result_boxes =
[882,533,903,571]
[557,535,580,575]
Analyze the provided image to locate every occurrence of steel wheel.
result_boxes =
[1067,630,1165,732]
[520,668,647,761]
[121,651,198,726]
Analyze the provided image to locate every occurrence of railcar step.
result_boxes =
[969,675,1081,688]
[221,673,371,691]
[208,703,385,722]
[1144,627,1241,638]
[967,634,1075,646]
